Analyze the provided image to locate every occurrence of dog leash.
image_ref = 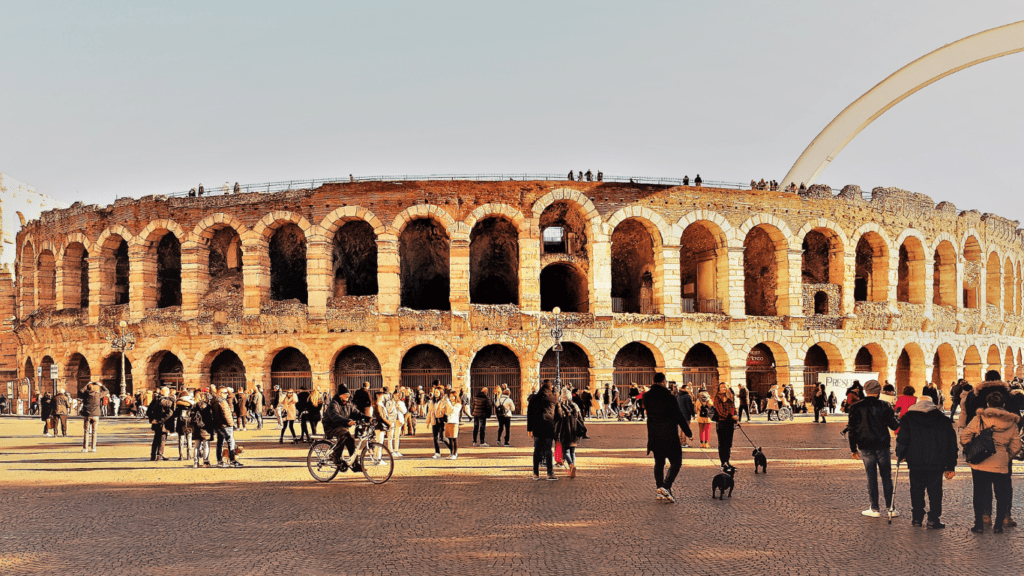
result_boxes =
[736,423,758,448]
[696,441,722,468]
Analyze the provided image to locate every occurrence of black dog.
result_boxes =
[752,447,767,474]
[711,463,737,500]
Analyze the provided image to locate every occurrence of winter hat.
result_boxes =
[863,380,882,395]
[337,384,350,395]
[907,399,936,413]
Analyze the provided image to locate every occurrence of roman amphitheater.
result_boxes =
[4,178,1024,412]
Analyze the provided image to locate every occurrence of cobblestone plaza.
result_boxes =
[1,415,1021,576]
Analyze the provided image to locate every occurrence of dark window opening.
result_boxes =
[744,227,778,316]
[156,233,182,308]
[611,219,656,314]
[470,217,519,305]
[332,220,378,297]
[540,263,588,313]
[399,219,450,310]
[813,291,828,315]
[269,224,308,304]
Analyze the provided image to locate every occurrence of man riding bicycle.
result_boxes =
[322,384,371,467]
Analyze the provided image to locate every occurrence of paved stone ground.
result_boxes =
[0,413,1021,575]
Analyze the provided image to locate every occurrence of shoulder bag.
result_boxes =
[964,416,997,465]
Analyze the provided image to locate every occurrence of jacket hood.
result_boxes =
[176,398,193,407]
[976,407,1021,431]
[975,380,1009,394]
[907,399,937,413]
[900,406,951,429]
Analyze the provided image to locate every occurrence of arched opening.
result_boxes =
[986,252,1001,308]
[399,219,450,310]
[470,344,522,412]
[24,358,34,396]
[332,220,378,298]
[611,342,658,398]
[269,224,308,304]
[540,263,589,313]
[744,225,787,316]
[854,232,889,302]
[400,344,453,391]
[19,244,35,315]
[209,349,247,391]
[64,353,91,396]
[895,345,926,392]
[541,342,591,392]
[1003,258,1014,314]
[204,226,243,307]
[154,233,182,308]
[854,344,888,381]
[469,217,519,305]
[149,351,184,391]
[801,230,831,284]
[271,347,312,390]
[98,236,130,307]
[333,346,383,392]
[813,291,829,314]
[962,236,982,309]
[539,201,589,259]
[746,344,777,400]
[933,344,957,403]
[897,237,926,304]
[964,345,983,383]
[987,345,1001,375]
[39,355,55,395]
[932,241,957,307]
[36,250,56,311]
[61,242,89,310]
[611,219,658,314]
[101,354,132,396]
[682,343,721,390]
[803,345,832,397]
[679,222,725,314]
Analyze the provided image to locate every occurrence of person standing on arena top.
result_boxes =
[645,372,693,503]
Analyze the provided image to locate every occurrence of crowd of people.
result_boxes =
[187,181,242,197]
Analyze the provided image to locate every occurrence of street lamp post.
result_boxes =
[107,320,136,396]
[550,307,563,391]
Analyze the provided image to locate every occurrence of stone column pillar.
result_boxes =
[449,237,470,314]
[306,237,330,320]
[242,239,267,317]
[128,243,150,322]
[726,246,746,319]
[180,241,205,320]
[520,227,541,312]
[376,234,399,314]
[661,245,681,317]
[841,251,856,315]
[592,240,612,316]
[786,249,804,318]
[87,255,103,324]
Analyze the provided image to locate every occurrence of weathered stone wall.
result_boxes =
[7,180,1024,410]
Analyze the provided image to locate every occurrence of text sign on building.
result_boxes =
[50,365,59,380]
[819,372,878,397]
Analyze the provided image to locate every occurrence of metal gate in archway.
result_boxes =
[400,369,452,394]
[680,367,719,391]
[540,367,590,393]
[470,367,522,415]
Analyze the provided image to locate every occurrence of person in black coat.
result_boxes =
[39,392,55,436]
[527,380,559,480]
[470,389,494,447]
[895,399,958,528]
[645,372,693,503]
[352,382,373,417]
[675,383,695,447]
[148,387,175,461]
[847,380,900,517]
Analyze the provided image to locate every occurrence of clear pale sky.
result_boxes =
[2,1,1022,222]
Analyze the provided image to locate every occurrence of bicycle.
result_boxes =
[306,422,394,484]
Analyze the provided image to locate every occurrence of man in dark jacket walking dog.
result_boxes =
[895,399,958,528]
[527,380,559,481]
[646,372,693,503]
[847,379,900,518]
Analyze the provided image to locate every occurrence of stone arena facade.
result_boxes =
[5,180,1024,412]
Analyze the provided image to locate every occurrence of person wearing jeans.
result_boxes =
[470,388,493,447]
[960,390,1021,534]
[212,387,243,468]
[847,379,900,517]
[79,381,105,452]
[527,380,558,480]
[495,390,515,447]
[426,387,450,458]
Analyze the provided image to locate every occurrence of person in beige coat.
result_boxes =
[279,389,299,443]
[960,390,1022,534]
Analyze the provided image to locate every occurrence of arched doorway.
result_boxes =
[209,349,247,391]
[611,219,658,314]
[470,345,522,413]
[271,347,312,390]
[39,355,55,395]
[855,232,889,302]
[332,221,378,298]
[540,263,589,312]
[963,346,983,382]
[98,235,130,306]
[744,226,787,316]
[399,219,450,310]
[334,346,383,393]
[149,351,184,391]
[540,342,590,393]
[933,344,957,402]
[853,344,888,382]
[962,236,982,309]
[746,344,777,403]
[803,345,831,399]
[400,344,453,391]
[1005,347,1014,383]
[101,354,133,396]
[679,221,725,314]
[895,345,925,392]
[270,224,308,304]
[987,345,1002,376]
[155,232,182,308]
[61,242,89,310]
[469,218,519,305]
[24,358,35,399]
[64,353,91,395]
[897,237,926,304]
[986,252,1001,308]
[37,250,56,310]
[932,241,957,306]
[682,343,720,391]
[612,342,658,399]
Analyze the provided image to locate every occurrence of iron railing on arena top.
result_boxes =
[158,174,753,198]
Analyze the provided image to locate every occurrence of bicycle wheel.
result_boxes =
[307,439,339,483]
[359,442,394,485]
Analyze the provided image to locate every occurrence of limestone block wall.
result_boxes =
[6,180,1024,411]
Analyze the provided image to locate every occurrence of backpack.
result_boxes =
[495,398,508,418]
[189,403,206,431]
[699,403,708,418]
[707,403,719,422]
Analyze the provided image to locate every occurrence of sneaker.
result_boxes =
[993,526,1004,534]
[533,475,541,481]
[81,448,89,453]
[447,454,458,460]
[911,520,923,527]
[393,452,403,458]
[888,509,900,518]
[481,443,489,447]
[471,442,478,447]
[546,475,558,481]
[504,442,511,447]
[90,449,97,453]
[193,461,199,468]
[862,509,881,518]
[432,453,443,459]
[217,461,228,468]
[662,487,676,503]
[229,461,244,468]
[203,460,212,467]
[927,521,946,530]
[569,464,576,479]
[655,490,665,500]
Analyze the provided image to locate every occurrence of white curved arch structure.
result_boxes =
[782,20,1024,188]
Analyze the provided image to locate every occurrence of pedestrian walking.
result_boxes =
[494,388,515,446]
[403,387,418,436]
[694,390,713,448]
[148,387,175,461]
[234,388,249,432]
[961,390,1021,534]
[738,383,751,422]
[471,387,494,447]
[527,379,558,480]
[373,390,400,457]
[110,392,120,417]
[251,387,264,430]
[949,380,964,421]
[444,390,462,459]
[894,386,918,419]
[191,391,214,467]
[713,383,738,464]
[895,399,958,529]
[173,390,194,461]
[212,387,243,467]
[847,380,901,518]
[644,372,693,503]
[79,381,105,452]
[40,391,54,436]
[813,383,828,423]
[765,385,781,421]
[426,385,449,458]
[827,391,837,414]
[555,388,584,478]
[675,383,695,447]
[53,388,72,437]
[352,382,372,417]
[279,389,299,443]
[922,381,940,406]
